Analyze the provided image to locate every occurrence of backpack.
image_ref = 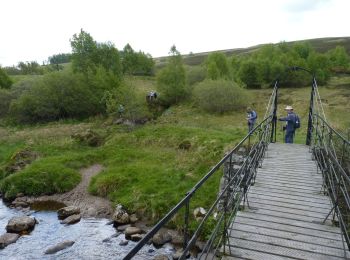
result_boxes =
[294,114,301,129]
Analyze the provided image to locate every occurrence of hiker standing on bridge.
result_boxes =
[246,107,257,133]
[279,105,297,143]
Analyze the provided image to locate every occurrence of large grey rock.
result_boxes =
[112,204,130,225]
[60,214,81,225]
[0,233,20,249]
[57,206,80,220]
[6,216,36,234]
[44,240,75,254]
[152,229,172,247]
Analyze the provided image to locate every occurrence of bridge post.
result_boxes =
[306,77,315,145]
[270,83,278,143]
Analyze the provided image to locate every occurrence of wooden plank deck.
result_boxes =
[223,143,349,260]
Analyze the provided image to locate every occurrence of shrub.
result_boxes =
[193,79,248,113]
[9,70,101,123]
[187,66,206,86]
[0,89,14,117]
[0,66,13,89]
[0,162,81,200]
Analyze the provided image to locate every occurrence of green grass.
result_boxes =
[0,75,349,226]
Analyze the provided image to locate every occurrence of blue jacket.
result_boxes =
[279,112,296,132]
[247,111,257,124]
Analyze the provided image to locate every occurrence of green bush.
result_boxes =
[0,161,81,200]
[9,70,103,123]
[187,65,206,86]
[0,66,13,89]
[193,79,248,113]
[0,89,14,117]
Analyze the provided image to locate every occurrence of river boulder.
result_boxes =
[152,229,172,247]
[44,240,75,254]
[60,214,81,225]
[124,226,143,240]
[0,233,20,249]
[112,204,130,225]
[6,216,36,234]
[57,206,80,220]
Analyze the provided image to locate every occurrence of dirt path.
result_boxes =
[25,164,113,218]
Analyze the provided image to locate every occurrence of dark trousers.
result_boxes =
[285,130,295,143]
[248,122,255,133]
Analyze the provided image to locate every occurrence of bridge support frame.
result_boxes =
[306,77,316,145]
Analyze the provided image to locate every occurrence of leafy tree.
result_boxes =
[292,42,312,59]
[205,52,229,80]
[238,60,262,88]
[96,42,122,76]
[70,29,98,74]
[48,53,72,64]
[70,29,123,79]
[0,66,13,89]
[17,61,43,75]
[121,43,138,74]
[327,46,350,71]
[156,45,186,105]
[121,44,154,75]
[134,51,154,75]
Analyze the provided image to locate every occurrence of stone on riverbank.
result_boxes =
[57,206,80,220]
[0,233,20,249]
[60,214,81,225]
[152,229,172,247]
[44,240,75,254]
[112,204,130,225]
[6,216,36,234]
[124,226,143,240]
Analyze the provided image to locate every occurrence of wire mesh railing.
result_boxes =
[123,87,277,259]
[310,76,350,252]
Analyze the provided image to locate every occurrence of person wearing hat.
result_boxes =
[279,105,297,143]
[246,107,257,133]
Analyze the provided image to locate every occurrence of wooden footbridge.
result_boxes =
[225,143,348,259]
[124,67,350,260]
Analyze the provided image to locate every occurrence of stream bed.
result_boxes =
[0,200,174,259]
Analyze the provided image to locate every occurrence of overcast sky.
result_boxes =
[0,0,349,66]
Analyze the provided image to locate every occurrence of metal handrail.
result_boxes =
[311,110,350,252]
[123,88,277,259]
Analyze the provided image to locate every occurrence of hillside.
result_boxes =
[155,36,350,67]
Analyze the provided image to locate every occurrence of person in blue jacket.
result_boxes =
[246,107,257,133]
[279,105,297,143]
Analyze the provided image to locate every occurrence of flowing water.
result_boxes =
[0,200,174,259]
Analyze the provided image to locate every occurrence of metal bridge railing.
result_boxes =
[123,87,277,260]
[311,113,350,251]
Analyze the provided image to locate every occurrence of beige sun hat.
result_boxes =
[285,105,293,110]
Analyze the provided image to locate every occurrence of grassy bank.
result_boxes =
[0,80,349,226]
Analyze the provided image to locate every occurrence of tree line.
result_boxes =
[0,29,155,123]
[1,35,350,123]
